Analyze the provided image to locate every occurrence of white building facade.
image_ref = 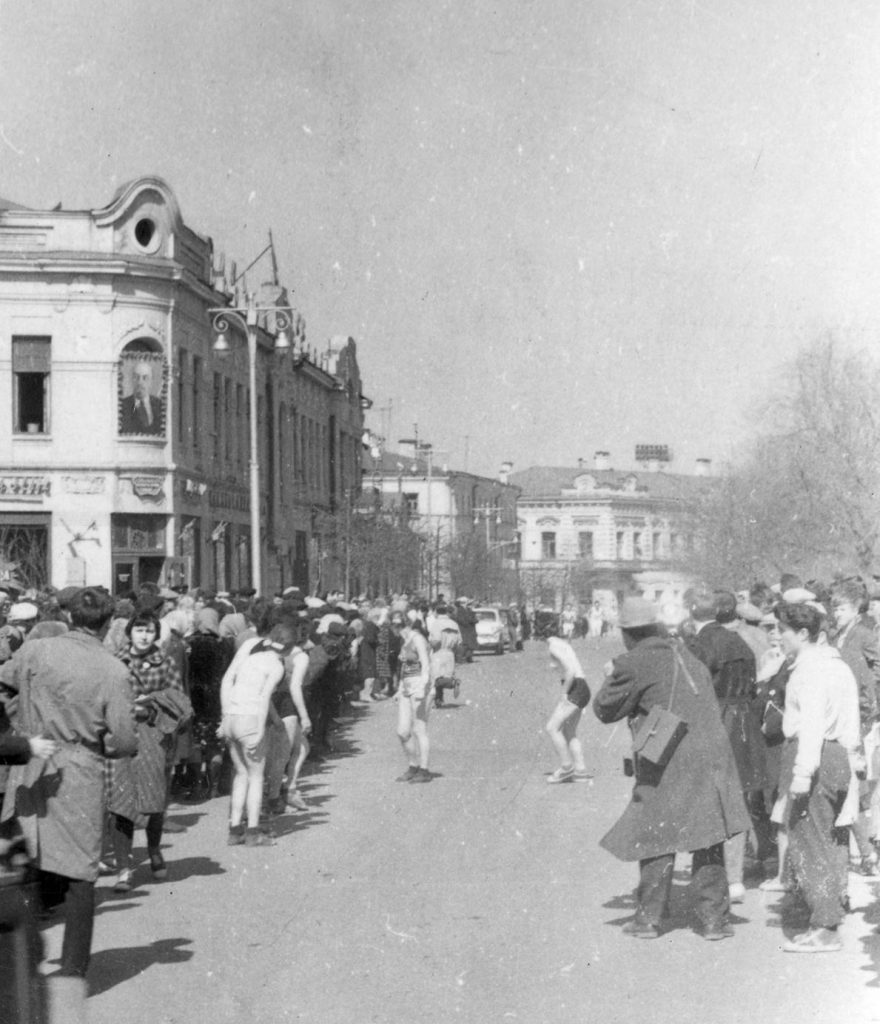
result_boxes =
[0,177,366,596]
[512,452,712,615]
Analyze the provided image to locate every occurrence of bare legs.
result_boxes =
[397,692,430,770]
[545,701,586,772]
[228,740,265,830]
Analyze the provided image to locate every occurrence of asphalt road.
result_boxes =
[40,639,880,1024]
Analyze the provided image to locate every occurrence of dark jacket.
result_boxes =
[593,636,750,861]
[687,621,765,792]
[834,618,880,731]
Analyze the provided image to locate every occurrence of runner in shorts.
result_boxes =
[219,622,296,845]
[545,634,592,784]
[396,610,433,783]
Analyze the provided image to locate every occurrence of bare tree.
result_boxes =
[683,336,880,585]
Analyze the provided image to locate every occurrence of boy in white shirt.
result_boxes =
[777,601,862,953]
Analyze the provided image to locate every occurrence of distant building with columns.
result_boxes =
[511,448,714,616]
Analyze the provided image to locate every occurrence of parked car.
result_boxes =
[474,607,510,655]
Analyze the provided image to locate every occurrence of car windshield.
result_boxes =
[476,610,497,622]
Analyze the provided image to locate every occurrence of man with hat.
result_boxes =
[593,595,750,940]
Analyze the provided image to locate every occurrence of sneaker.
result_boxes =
[783,928,842,953]
[148,849,167,880]
[572,768,593,782]
[396,765,420,782]
[700,922,734,941]
[758,877,790,893]
[547,766,574,784]
[409,768,432,783]
[728,882,746,904]
[285,790,308,812]
[113,869,133,893]
[857,856,880,877]
[227,825,246,846]
[622,918,660,939]
[244,828,276,847]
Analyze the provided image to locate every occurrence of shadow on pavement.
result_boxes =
[859,897,880,987]
[603,880,747,935]
[80,937,194,996]
[265,810,329,839]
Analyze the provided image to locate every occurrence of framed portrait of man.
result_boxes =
[118,351,166,436]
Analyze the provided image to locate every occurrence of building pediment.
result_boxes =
[535,516,560,527]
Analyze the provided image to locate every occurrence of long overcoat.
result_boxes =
[687,622,765,792]
[107,646,189,819]
[593,635,750,861]
[0,632,138,881]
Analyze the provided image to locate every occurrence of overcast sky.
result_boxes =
[2,0,879,477]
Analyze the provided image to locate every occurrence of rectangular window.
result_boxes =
[541,531,556,559]
[213,372,222,461]
[634,531,644,559]
[12,337,50,434]
[577,531,593,559]
[224,379,233,464]
[616,531,626,559]
[192,356,202,450]
[652,531,662,559]
[236,385,244,470]
[403,492,419,516]
[177,350,187,444]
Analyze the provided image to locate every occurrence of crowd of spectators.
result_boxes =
[0,579,497,1020]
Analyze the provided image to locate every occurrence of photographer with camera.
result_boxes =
[592,596,749,942]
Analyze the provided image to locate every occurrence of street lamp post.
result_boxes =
[208,294,301,594]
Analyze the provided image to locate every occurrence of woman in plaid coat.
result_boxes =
[107,610,190,892]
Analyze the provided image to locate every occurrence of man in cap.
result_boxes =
[593,596,750,940]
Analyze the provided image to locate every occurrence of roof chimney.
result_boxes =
[695,458,712,477]
[594,450,611,471]
[499,461,513,485]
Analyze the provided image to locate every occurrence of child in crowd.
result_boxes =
[545,635,592,783]
[219,622,297,846]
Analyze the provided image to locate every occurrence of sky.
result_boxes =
[2,0,880,478]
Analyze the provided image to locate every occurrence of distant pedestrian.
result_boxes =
[544,636,591,783]
[395,611,433,782]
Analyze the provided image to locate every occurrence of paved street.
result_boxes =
[41,640,880,1024]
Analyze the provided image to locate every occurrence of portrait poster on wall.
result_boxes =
[118,350,167,436]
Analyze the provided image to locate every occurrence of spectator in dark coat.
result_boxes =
[593,597,750,940]
[830,579,880,874]
[685,587,764,900]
